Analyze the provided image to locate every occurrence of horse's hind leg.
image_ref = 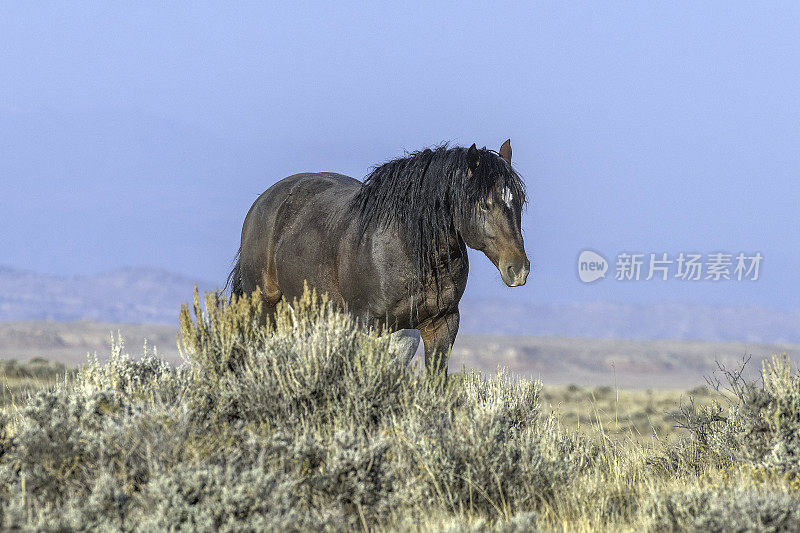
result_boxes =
[238,257,282,328]
[257,268,282,328]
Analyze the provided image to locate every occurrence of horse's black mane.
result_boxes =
[351,144,525,291]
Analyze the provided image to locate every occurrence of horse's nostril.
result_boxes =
[507,265,516,278]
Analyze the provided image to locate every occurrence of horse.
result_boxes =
[227,140,530,376]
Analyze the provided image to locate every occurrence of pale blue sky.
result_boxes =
[1,3,798,308]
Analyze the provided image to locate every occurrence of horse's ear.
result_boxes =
[467,143,480,171]
[499,139,512,164]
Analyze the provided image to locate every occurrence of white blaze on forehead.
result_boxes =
[501,187,514,207]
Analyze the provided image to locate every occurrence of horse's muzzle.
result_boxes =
[501,257,530,287]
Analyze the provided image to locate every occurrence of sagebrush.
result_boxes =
[0,288,798,531]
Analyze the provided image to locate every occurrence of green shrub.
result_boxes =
[0,357,69,380]
[670,355,800,475]
[644,486,800,532]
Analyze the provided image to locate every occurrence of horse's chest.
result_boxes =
[421,261,468,309]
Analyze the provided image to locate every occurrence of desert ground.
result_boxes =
[0,320,795,390]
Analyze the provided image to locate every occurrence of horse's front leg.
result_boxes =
[418,311,460,377]
[387,329,421,366]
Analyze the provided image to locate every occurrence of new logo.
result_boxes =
[578,250,608,283]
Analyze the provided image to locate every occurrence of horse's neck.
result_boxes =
[432,227,467,266]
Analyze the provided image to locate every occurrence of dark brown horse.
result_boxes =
[227,141,529,375]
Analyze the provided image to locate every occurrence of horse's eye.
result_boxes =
[478,198,490,211]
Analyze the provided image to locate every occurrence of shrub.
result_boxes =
[392,369,593,518]
[0,287,592,530]
[670,355,800,475]
[0,357,69,380]
[644,486,800,532]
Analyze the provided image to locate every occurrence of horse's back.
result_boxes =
[248,172,358,214]
[277,172,361,192]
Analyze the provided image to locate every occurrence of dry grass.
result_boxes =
[540,384,723,444]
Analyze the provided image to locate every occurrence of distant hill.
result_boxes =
[458,299,800,344]
[1,265,799,343]
[0,266,215,324]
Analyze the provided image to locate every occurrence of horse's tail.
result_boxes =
[225,247,243,297]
